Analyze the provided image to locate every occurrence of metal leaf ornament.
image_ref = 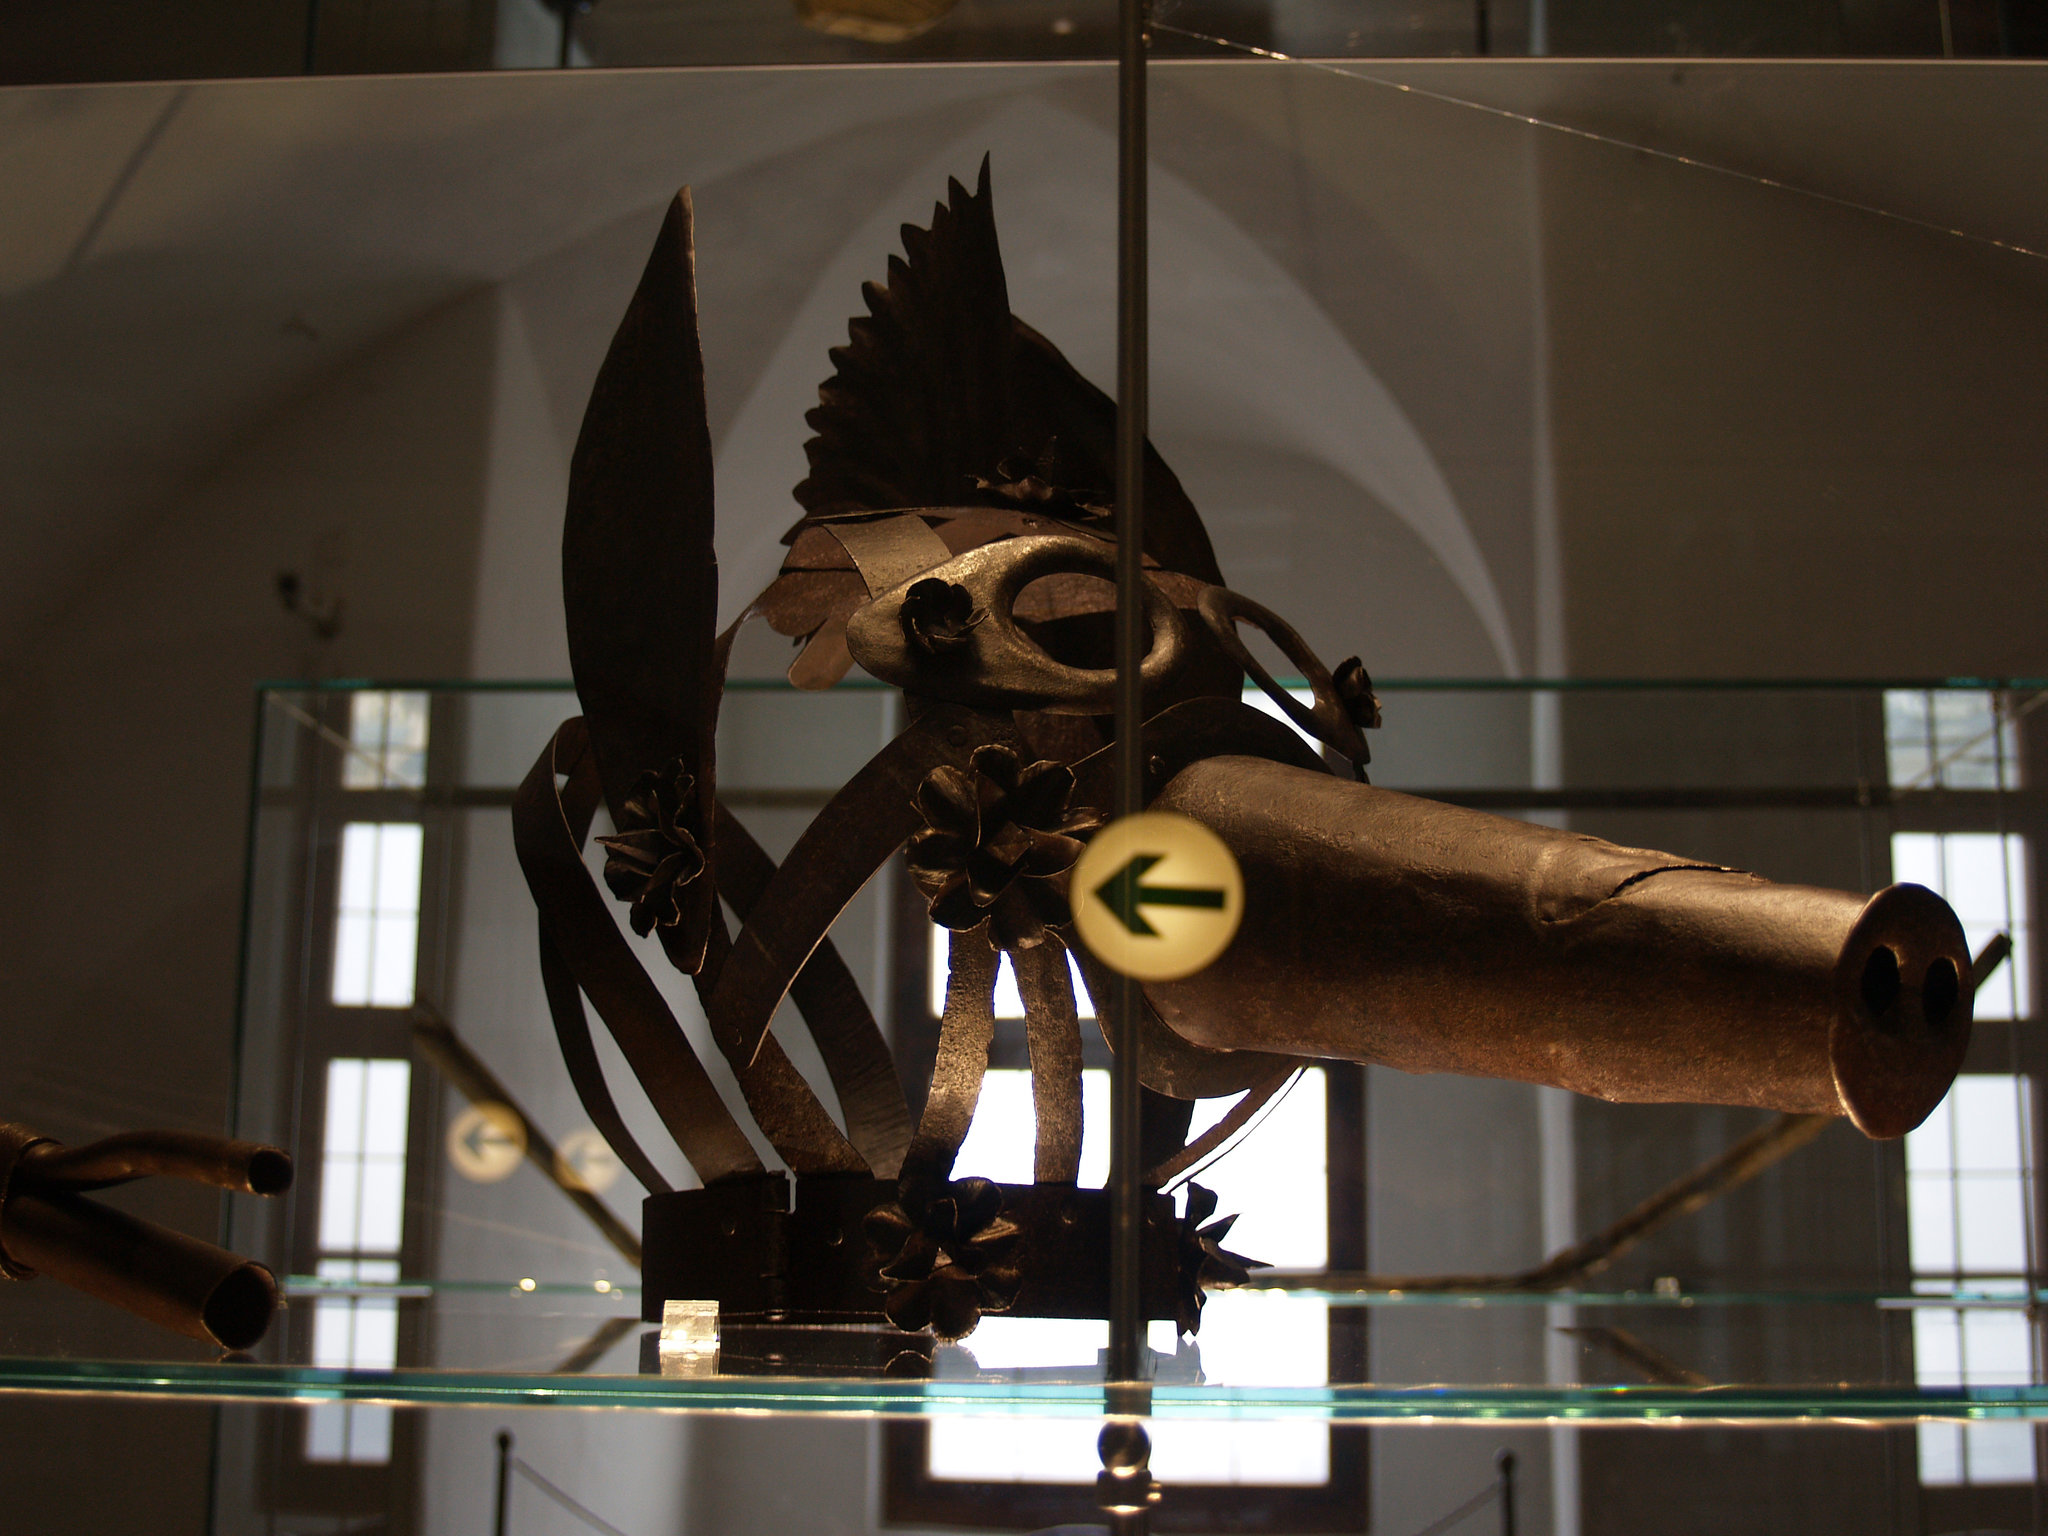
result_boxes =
[1333,655,1383,732]
[906,744,1103,952]
[595,760,706,937]
[864,1176,1023,1339]
[1175,1183,1263,1335]
[970,442,1112,527]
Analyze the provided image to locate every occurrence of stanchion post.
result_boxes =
[494,1430,514,1536]
[1105,0,1153,1519]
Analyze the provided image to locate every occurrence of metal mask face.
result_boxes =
[514,162,1973,1342]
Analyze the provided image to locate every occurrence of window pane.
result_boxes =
[317,1058,411,1256]
[929,1416,1100,1483]
[372,824,424,910]
[1952,1078,2027,1174]
[1189,1069,1327,1271]
[368,915,420,1007]
[316,1161,363,1254]
[350,1297,400,1367]
[1917,1422,1963,1486]
[322,1060,366,1156]
[1905,1094,1954,1176]
[345,1405,394,1465]
[354,1158,407,1254]
[332,823,424,1008]
[1954,1176,2028,1274]
[1906,1176,1957,1274]
[1964,1421,2036,1484]
[1888,832,2029,1021]
[304,1403,349,1463]
[1914,1309,1963,1386]
[1961,1308,2035,1385]
[1152,1419,1329,1487]
[310,1295,357,1368]
[360,1060,413,1157]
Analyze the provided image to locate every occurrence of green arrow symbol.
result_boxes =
[1092,854,1227,937]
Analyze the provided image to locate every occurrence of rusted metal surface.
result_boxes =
[563,189,721,976]
[1145,756,1972,1138]
[845,534,1191,713]
[523,159,1976,1348]
[0,1121,289,1348]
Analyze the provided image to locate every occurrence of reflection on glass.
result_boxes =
[342,689,430,790]
[1884,689,2018,792]
[1906,1076,2037,1486]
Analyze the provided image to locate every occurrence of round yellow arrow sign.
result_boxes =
[1071,811,1243,981]
[447,1103,525,1183]
[554,1127,623,1194]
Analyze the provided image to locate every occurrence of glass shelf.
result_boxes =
[5,679,2041,1439]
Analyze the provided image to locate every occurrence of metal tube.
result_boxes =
[1,1189,280,1350]
[1109,0,1149,1399]
[21,1132,291,1196]
[1148,757,1972,1138]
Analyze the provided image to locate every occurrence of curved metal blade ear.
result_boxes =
[790,156,1224,588]
[563,189,720,973]
[795,154,1015,517]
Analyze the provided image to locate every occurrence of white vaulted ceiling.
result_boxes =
[3,59,2044,670]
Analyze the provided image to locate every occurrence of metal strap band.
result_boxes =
[714,806,913,1178]
[513,720,764,1185]
[1014,940,1084,1184]
[709,703,1006,1070]
[901,927,1000,1185]
[0,1122,53,1280]
[826,513,958,598]
[690,916,869,1175]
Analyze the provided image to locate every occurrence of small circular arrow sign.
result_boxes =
[554,1127,623,1194]
[447,1103,525,1183]
[1071,811,1243,981]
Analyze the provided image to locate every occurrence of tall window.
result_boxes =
[299,690,433,1470]
[306,1057,412,1464]
[1887,688,2038,1489]
[331,822,425,1008]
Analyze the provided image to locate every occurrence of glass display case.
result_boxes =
[12,676,2042,1533]
[6,38,2048,1536]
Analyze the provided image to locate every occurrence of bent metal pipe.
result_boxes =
[1145,755,1972,1139]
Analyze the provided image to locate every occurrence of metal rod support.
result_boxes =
[495,1430,514,1536]
[1109,0,1149,1405]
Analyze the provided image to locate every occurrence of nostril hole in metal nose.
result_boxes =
[1924,957,1961,1032]
[1861,945,1902,1026]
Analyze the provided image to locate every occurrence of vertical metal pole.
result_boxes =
[1497,1448,1518,1536]
[1109,0,1149,1401]
[1104,0,1154,1526]
[494,1430,514,1536]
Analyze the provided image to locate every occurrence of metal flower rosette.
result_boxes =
[514,163,1977,1354]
